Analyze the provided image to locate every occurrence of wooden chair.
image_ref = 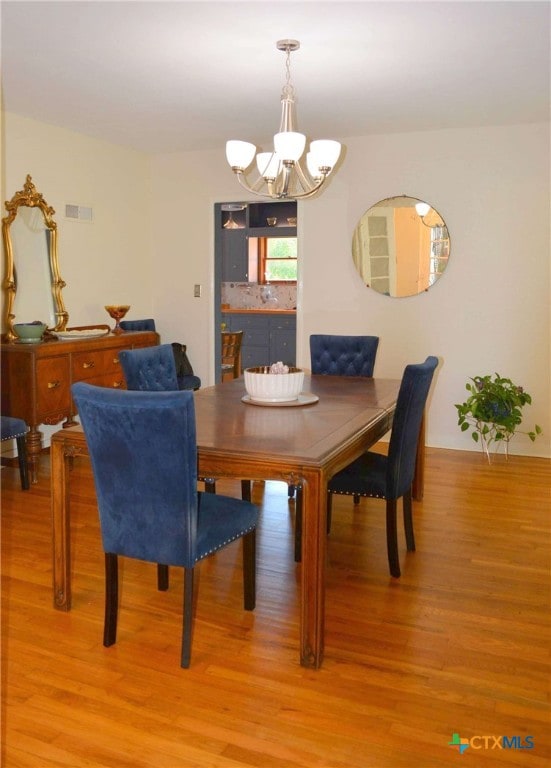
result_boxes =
[219,330,251,501]
[221,330,243,381]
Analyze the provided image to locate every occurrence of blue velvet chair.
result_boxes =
[119,344,201,392]
[289,333,381,511]
[1,416,30,490]
[71,382,259,668]
[119,319,201,390]
[119,318,156,332]
[310,334,380,377]
[118,343,234,497]
[327,356,439,577]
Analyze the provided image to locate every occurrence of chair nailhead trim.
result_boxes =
[331,490,384,499]
[195,523,256,563]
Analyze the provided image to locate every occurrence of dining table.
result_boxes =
[50,372,424,668]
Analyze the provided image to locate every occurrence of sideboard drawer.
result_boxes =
[72,348,123,380]
[36,357,71,417]
[85,371,126,390]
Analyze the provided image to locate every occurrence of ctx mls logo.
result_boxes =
[449,733,470,754]
[448,733,535,754]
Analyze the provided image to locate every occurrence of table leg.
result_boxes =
[299,471,326,668]
[51,437,72,610]
[26,425,43,484]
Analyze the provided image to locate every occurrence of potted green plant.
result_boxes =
[455,373,542,462]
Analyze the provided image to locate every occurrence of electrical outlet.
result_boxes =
[194,284,202,298]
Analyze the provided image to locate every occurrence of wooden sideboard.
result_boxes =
[1,329,159,481]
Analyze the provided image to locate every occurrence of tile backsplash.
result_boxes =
[221,282,296,310]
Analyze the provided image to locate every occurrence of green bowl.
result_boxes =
[13,322,47,343]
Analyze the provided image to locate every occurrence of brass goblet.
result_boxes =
[105,304,130,334]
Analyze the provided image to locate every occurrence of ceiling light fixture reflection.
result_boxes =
[415,201,433,227]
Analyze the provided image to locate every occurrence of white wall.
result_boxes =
[299,124,551,455]
[2,113,153,326]
[3,113,549,457]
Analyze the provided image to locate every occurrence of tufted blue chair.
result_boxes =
[71,382,259,668]
[1,416,30,490]
[119,344,179,390]
[310,334,380,377]
[118,344,223,496]
[119,344,201,392]
[119,318,156,332]
[327,356,439,577]
[289,333,381,509]
[119,320,201,390]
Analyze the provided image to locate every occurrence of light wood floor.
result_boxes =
[2,448,550,767]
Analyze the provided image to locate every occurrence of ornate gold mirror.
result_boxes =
[352,195,451,297]
[2,175,68,341]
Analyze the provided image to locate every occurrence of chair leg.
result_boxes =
[327,492,333,534]
[15,434,30,490]
[103,553,118,647]
[403,489,415,552]
[157,564,169,591]
[181,566,194,668]
[386,498,401,578]
[242,530,256,610]
[294,486,303,563]
[353,494,360,505]
[204,478,216,493]
[241,479,252,502]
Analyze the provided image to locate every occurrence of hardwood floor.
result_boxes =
[2,448,550,767]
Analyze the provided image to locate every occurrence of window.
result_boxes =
[258,237,297,284]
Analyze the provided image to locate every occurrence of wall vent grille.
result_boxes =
[65,204,93,222]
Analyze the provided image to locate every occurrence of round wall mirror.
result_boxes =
[352,195,450,297]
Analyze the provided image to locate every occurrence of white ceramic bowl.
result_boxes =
[244,366,304,403]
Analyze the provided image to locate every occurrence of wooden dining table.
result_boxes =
[50,373,422,668]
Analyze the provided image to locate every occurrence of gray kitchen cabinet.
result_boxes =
[269,316,296,364]
[221,313,296,368]
[220,229,248,282]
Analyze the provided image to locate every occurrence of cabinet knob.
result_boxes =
[112,381,123,389]
[47,380,61,389]
[82,361,95,369]
[113,358,120,365]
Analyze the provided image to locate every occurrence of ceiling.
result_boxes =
[2,1,549,155]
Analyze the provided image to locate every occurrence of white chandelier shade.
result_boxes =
[273,131,306,162]
[226,140,256,170]
[256,151,281,179]
[225,40,342,200]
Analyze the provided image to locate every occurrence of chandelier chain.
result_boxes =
[281,46,295,101]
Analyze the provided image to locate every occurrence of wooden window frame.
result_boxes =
[257,237,297,285]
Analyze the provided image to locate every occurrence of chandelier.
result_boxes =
[225,39,342,200]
